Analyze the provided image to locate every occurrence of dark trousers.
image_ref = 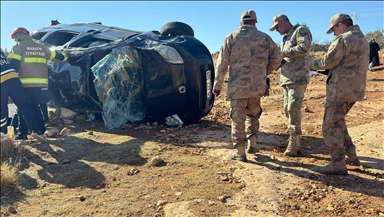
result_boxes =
[10,103,48,127]
[40,103,49,123]
[40,87,52,123]
[18,87,46,135]
[0,78,39,134]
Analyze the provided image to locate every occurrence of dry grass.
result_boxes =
[1,134,23,191]
[0,161,18,189]
[0,134,16,158]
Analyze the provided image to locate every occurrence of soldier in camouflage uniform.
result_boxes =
[213,10,282,162]
[270,14,313,157]
[306,13,369,175]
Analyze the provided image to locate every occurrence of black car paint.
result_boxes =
[31,22,215,125]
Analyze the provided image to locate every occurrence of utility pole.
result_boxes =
[352,9,360,23]
[352,8,383,24]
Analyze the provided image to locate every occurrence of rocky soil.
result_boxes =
[1,52,383,217]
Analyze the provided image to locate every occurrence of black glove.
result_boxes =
[213,89,221,97]
[264,77,270,97]
[278,59,286,69]
[317,70,329,75]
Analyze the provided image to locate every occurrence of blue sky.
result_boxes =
[1,1,383,53]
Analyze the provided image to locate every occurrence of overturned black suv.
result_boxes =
[30,21,215,129]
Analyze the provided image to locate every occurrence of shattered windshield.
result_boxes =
[91,46,146,129]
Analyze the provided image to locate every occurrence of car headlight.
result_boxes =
[154,45,183,64]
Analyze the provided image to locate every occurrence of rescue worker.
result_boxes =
[0,48,46,143]
[7,27,68,140]
[269,14,313,156]
[305,13,369,175]
[213,10,282,162]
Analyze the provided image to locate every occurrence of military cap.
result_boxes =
[326,13,352,34]
[269,14,288,31]
[241,10,257,22]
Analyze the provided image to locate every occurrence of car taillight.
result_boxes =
[206,70,212,100]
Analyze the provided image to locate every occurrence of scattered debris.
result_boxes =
[79,196,85,202]
[61,159,70,164]
[7,206,16,214]
[60,108,77,119]
[60,127,71,135]
[127,167,140,176]
[151,156,164,166]
[44,127,60,138]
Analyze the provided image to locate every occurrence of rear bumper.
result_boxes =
[142,43,214,122]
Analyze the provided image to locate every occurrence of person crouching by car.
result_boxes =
[7,27,68,140]
[0,48,46,143]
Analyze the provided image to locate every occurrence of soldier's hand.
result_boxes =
[305,55,312,70]
[212,89,221,97]
[263,89,270,97]
[263,78,270,97]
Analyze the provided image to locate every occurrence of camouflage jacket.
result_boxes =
[213,25,282,100]
[280,24,312,86]
[308,25,369,106]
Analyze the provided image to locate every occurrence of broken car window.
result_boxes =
[91,46,146,129]
[45,31,79,47]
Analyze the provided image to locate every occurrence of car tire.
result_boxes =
[180,114,201,125]
[160,22,194,37]
[179,104,214,125]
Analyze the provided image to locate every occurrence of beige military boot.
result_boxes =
[345,147,361,166]
[315,160,348,175]
[284,133,300,157]
[246,135,259,154]
[230,143,247,162]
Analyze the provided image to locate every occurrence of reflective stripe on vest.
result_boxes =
[8,53,22,61]
[63,54,68,62]
[24,57,47,64]
[20,77,48,85]
[50,50,56,60]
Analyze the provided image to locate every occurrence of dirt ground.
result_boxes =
[1,52,383,217]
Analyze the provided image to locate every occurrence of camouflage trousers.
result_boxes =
[322,102,356,161]
[230,98,262,151]
[282,84,307,134]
